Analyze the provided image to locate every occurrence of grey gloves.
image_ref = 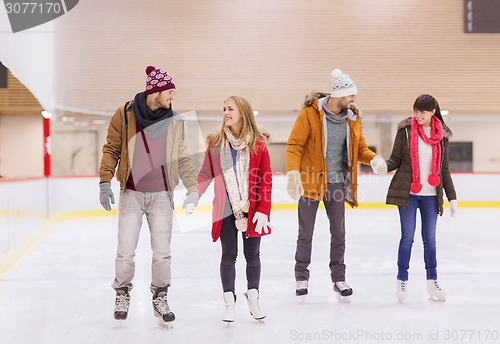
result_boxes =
[99,184,200,215]
[99,182,115,211]
[183,191,199,215]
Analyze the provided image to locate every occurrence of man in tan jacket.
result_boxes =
[286,69,384,300]
[98,66,198,327]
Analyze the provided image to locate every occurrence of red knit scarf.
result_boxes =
[410,116,443,194]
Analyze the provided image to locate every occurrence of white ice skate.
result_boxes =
[396,279,408,303]
[152,290,175,328]
[222,291,235,323]
[427,279,446,302]
[244,289,266,322]
[333,281,352,303]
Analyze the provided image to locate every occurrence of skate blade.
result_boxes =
[397,294,408,303]
[335,293,351,303]
[157,317,174,329]
[428,296,446,302]
[223,320,234,327]
[251,315,266,322]
[296,294,307,303]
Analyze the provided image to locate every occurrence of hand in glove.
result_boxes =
[370,155,388,175]
[99,182,115,211]
[450,199,458,217]
[252,212,273,235]
[287,170,304,200]
[182,191,199,215]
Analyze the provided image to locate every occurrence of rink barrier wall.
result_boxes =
[1,173,499,275]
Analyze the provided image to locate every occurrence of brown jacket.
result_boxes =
[385,117,457,215]
[286,93,376,206]
[99,102,198,200]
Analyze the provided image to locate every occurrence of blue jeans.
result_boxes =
[397,194,439,281]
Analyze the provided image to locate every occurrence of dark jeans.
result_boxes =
[294,182,346,282]
[220,214,261,293]
[397,194,439,281]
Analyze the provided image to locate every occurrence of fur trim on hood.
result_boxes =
[398,117,453,139]
[303,91,330,107]
[302,91,363,118]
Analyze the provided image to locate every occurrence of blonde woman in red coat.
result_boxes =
[197,96,273,323]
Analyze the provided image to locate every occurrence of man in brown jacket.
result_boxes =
[98,66,198,327]
[286,69,383,300]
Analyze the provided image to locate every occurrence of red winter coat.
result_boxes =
[197,137,272,242]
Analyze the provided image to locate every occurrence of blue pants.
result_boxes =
[397,194,439,281]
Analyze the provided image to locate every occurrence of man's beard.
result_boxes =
[339,102,350,110]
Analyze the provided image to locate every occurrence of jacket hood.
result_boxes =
[398,117,453,139]
[303,91,330,107]
[302,91,363,118]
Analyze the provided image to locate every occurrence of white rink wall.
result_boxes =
[1,173,499,254]
[38,173,500,213]
[0,178,47,254]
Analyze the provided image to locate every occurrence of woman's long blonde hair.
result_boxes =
[210,96,265,154]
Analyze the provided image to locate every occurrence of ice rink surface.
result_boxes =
[1,208,499,344]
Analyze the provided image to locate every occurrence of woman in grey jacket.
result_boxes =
[371,94,457,302]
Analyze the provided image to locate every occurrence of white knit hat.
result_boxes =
[331,69,358,98]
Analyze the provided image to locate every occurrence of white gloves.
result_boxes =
[450,199,458,217]
[370,155,387,175]
[287,170,304,200]
[252,212,273,235]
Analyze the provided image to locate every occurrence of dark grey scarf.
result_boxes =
[132,92,173,130]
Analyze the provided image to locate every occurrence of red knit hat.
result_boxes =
[145,65,175,95]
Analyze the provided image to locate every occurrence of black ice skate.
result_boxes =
[333,281,353,303]
[295,280,308,296]
[114,287,130,320]
[152,287,175,328]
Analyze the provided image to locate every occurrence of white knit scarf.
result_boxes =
[221,127,251,232]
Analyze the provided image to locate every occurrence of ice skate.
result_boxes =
[427,279,446,302]
[152,288,175,328]
[396,279,408,303]
[222,291,235,323]
[244,289,266,322]
[333,281,352,303]
[295,280,308,296]
[114,287,130,321]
